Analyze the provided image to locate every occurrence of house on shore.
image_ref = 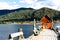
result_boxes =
[40,15,52,29]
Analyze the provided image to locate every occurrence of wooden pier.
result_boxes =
[26,29,58,40]
[9,19,58,40]
[9,28,58,40]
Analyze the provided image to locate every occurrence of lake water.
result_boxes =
[0,24,35,40]
[0,24,60,40]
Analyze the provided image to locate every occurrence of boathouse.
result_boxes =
[40,15,52,29]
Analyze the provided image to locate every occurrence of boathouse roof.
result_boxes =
[40,15,52,23]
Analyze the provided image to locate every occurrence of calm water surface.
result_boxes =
[0,24,59,40]
[0,24,34,40]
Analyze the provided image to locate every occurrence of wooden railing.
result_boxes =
[9,19,41,40]
[9,28,24,40]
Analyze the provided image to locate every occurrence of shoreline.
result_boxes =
[0,20,60,24]
[0,21,40,24]
[1,22,40,24]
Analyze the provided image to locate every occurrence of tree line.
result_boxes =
[0,7,60,23]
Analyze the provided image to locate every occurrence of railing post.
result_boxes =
[34,19,35,28]
[9,28,24,40]
[9,34,13,40]
[18,28,24,40]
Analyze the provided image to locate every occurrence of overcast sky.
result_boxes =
[0,0,60,10]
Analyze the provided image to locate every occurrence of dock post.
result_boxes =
[18,28,24,40]
[9,34,13,40]
[33,19,39,36]
[33,19,36,29]
[34,19,35,27]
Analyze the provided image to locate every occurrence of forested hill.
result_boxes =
[33,7,60,20]
[0,8,35,21]
[0,8,34,15]
[0,7,60,22]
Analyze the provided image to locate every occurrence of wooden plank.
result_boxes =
[9,28,24,40]
[10,32,23,38]
[26,29,58,40]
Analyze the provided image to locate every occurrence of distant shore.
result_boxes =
[0,21,40,24]
[0,20,60,24]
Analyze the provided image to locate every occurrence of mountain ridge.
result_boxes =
[0,8,34,15]
[0,7,60,23]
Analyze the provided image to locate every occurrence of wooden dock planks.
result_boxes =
[25,29,58,40]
